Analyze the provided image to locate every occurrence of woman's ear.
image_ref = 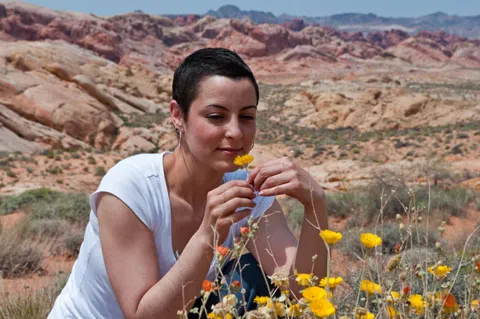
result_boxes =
[170,100,184,131]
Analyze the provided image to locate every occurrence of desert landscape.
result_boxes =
[0,1,479,318]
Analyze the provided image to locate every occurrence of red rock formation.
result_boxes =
[174,14,200,26]
[249,24,311,55]
[282,18,306,32]
[366,29,409,48]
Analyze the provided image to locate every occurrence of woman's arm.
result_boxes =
[97,180,256,318]
[246,196,328,297]
[97,193,213,319]
[246,158,329,296]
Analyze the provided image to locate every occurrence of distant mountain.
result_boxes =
[207,5,480,38]
[205,5,277,23]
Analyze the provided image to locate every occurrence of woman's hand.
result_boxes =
[198,180,256,245]
[247,157,325,209]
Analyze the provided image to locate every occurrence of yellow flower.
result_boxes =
[319,229,343,244]
[302,286,328,301]
[286,304,302,317]
[253,296,271,305]
[408,294,426,314]
[208,313,231,319]
[387,306,397,318]
[472,299,479,311]
[319,276,343,288]
[427,265,452,279]
[295,273,313,287]
[310,299,336,317]
[360,233,382,249]
[233,154,254,166]
[360,280,382,295]
[355,308,375,319]
[387,291,401,302]
[266,301,285,317]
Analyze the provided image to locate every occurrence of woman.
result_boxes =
[49,48,328,318]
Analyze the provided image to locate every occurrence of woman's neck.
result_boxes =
[163,148,224,207]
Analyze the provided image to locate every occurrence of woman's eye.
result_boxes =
[241,115,256,120]
[207,114,224,119]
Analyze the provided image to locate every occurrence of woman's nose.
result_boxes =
[225,118,242,139]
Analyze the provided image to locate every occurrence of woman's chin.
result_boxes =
[213,161,240,173]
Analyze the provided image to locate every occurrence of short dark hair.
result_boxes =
[172,48,259,119]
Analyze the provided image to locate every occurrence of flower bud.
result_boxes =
[396,214,402,221]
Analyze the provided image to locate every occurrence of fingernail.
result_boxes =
[258,190,264,196]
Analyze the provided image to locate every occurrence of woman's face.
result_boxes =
[181,75,257,172]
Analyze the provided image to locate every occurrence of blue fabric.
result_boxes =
[189,253,276,319]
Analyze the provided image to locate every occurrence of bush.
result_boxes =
[28,192,90,225]
[0,229,42,278]
[278,197,304,235]
[0,188,57,216]
[326,181,477,225]
[0,274,67,319]
[338,225,439,258]
[95,166,106,176]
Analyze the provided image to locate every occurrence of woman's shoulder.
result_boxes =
[109,152,166,178]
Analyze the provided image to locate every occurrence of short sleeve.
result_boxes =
[89,159,154,231]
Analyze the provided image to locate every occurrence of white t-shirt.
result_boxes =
[48,152,274,318]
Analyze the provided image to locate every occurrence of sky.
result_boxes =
[21,0,480,18]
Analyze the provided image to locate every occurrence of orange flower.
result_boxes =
[395,243,401,254]
[202,280,212,292]
[442,294,458,314]
[231,280,241,293]
[216,246,230,257]
[476,261,480,272]
[240,227,250,236]
[403,286,411,295]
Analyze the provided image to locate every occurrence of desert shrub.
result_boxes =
[27,192,90,225]
[0,274,67,319]
[327,191,365,219]
[416,186,476,217]
[24,219,69,240]
[0,230,42,278]
[338,225,439,258]
[326,181,477,225]
[95,166,106,176]
[278,197,304,235]
[64,232,84,256]
[0,188,57,215]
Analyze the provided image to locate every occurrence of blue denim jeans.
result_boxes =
[188,253,276,319]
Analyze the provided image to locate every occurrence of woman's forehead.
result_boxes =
[194,76,257,106]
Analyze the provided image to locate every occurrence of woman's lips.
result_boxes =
[217,148,242,156]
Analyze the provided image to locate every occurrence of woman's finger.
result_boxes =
[258,169,296,192]
[210,180,253,197]
[250,163,288,191]
[208,185,255,209]
[258,180,300,197]
[247,158,285,184]
[217,197,256,218]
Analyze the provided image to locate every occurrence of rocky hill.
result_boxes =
[0,1,479,167]
[207,5,480,38]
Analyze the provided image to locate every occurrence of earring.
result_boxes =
[178,130,182,147]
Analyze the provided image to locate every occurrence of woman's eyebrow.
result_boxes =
[206,104,257,110]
